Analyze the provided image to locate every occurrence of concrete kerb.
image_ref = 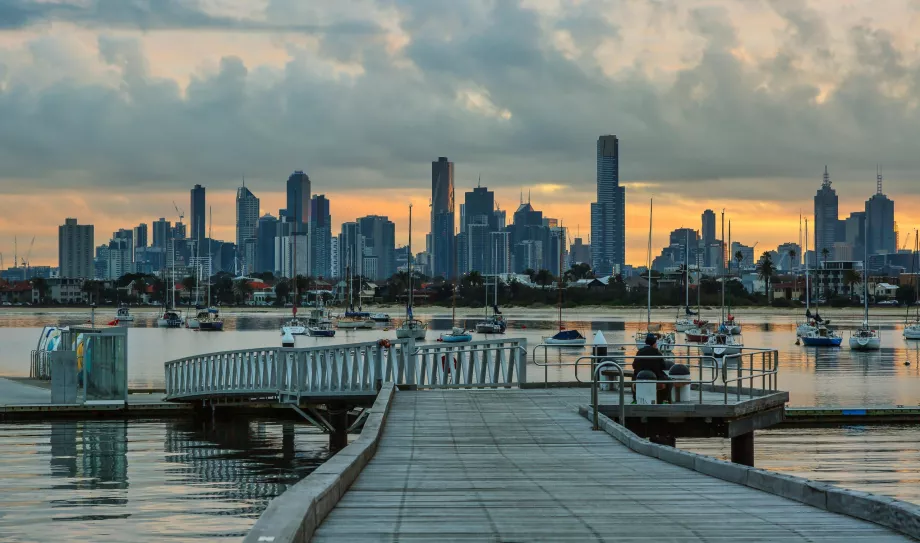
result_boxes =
[579,405,920,541]
[243,382,397,543]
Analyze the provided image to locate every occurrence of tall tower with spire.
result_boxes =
[814,165,839,263]
[865,165,896,257]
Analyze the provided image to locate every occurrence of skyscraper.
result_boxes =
[865,168,896,255]
[133,224,148,248]
[591,135,626,275]
[190,184,206,247]
[814,166,838,262]
[152,218,171,249]
[431,157,455,278]
[310,195,332,279]
[844,211,866,260]
[236,184,260,274]
[357,215,396,281]
[256,214,278,274]
[58,218,94,279]
[338,222,365,279]
[462,185,499,274]
[701,210,716,266]
[286,171,311,233]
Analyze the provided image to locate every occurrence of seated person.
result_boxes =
[633,333,671,404]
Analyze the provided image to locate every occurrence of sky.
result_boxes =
[2,0,920,268]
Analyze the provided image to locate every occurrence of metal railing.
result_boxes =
[30,350,51,379]
[164,338,528,401]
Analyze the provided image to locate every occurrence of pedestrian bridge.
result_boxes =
[164,338,528,404]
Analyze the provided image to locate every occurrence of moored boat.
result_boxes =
[700,333,744,358]
[440,326,472,343]
[157,309,184,328]
[396,204,427,341]
[115,304,134,322]
[849,221,880,351]
[198,307,223,331]
[544,329,586,346]
[801,325,842,347]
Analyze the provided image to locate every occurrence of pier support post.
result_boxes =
[329,406,349,452]
[731,431,754,466]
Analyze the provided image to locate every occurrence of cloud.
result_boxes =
[1,0,920,207]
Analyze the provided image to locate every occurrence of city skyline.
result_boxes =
[3,1,920,269]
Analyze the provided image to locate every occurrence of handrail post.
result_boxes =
[618,370,625,426]
[591,367,598,430]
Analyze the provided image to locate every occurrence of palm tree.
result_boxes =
[757,251,775,302]
[842,268,861,299]
[787,249,797,270]
[534,269,554,289]
[734,251,744,271]
[465,270,484,288]
[523,268,536,283]
[274,279,291,304]
[232,279,254,304]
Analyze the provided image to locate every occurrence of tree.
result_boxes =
[821,247,830,268]
[534,269,554,289]
[233,279,254,304]
[30,277,48,304]
[465,270,484,288]
[788,249,797,270]
[523,268,536,283]
[81,280,103,305]
[181,276,197,304]
[842,268,861,298]
[734,251,744,271]
[566,263,594,281]
[757,251,775,302]
[274,279,291,304]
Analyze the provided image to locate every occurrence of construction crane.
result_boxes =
[902,231,913,252]
[23,236,35,269]
[173,200,185,223]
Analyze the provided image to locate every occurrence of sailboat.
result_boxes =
[633,200,675,353]
[675,230,698,332]
[307,291,336,337]
[904,229,920,340]
[197,208,223,332]
[281,216,306,337]
[684,257,711,343]
[158,216,185,328]
[796,218,820,337]
[337,249,375,330]
[544,236,585,346]
[440,236,472,343]
[475,275,506,334]
[397,204,428,340]
[701,211,743,357]
[849,220,881,350]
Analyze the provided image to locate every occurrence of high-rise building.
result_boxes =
[256,214,278,274]
[236,184,260,274]
[730,242,755,269]
[357,215,396,281]
[310,195,332,279]
[776,242,802,270]
[133,224,148,248]
[431,157,455,278]
[701,210,716,266]
[490,231,511,275]
[814,166,838,260]
[462,185,499,274]
[58,218,94,279]
[591,135,625,275]
[844,211,866,259]
[152,218,171,249]
[190,184,206,247]
[330,237,340,279]
[570,237,591,266]
[338,222,365,279]
[865,168,896,256]
[173,222,187,240]
[286,171,311,233]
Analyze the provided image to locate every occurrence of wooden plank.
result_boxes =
[311,389,911,542]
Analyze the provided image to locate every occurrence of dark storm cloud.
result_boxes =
[0,0,919,200]
[0,0,379,34]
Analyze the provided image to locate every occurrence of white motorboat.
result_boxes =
[115,305,134,322]
[337,317,375,330]
[439,326,473,343]
[674,318,696,333]
[371,312,391,323]
[157,309,184,328]
[904,321,920,340]
[282,316,307,335]
[700,333,744,358]
[543,329,586,346]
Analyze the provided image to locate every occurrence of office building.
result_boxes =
[814,166,838,260]
[330,237,340,279]
[462,185,499,274]
[152,218,170,249]
[236,184,260,274]
[701,210,716,266]
[865,168,896,256]
[310,195,332,279]
[358,215,396,281]
[256,214,278,274]
[591,135,626,275]
[133,224,148,249]
[338,222,365,278]
[776,242,801,270]
[844,211,866,259]
[173,222,186,240]
[490,231,511,275]
[569,237,591,266]
[190,184,206,247]
[286,170,311,233]
[730,242,755,269]
[431,157,455,278]
[58,218,94,279]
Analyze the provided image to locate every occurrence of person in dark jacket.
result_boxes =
[633,333,671,403]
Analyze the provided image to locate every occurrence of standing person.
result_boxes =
[633,334,671,403]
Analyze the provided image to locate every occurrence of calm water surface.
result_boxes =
[0,418,329,542]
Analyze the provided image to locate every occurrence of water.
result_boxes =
[2,308,920,406]
[3,307,920,539]
[0,418,330,542]
[681,426,920,504]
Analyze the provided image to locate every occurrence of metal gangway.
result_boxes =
[163,337,528,404]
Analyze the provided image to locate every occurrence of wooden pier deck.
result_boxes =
[312,389,910,542]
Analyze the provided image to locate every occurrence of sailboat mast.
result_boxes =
[720,209,725,322]
[684,230,690,309]
[728,220,732,315]
[207,206,212,306]
[407,204,413,319]
[558,237,563,330]
[863,218,869,325]
[805,218,810,312]
[647,199,653,326]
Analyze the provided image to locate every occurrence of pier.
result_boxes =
[10,335,920,541]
